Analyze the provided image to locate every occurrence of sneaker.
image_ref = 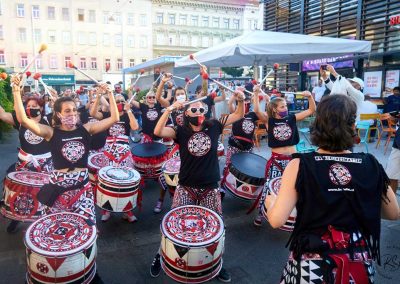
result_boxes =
[217,267,231,283]
[150,253,161,278]
[122,213,138,223]
[6,220,19,234]
[101,211,111,222]
[153,199,163,213]
[253,215,262,227]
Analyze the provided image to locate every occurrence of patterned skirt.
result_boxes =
[15,149,53,173]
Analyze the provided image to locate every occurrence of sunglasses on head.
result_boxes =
[189,107,205,114]
[147,96,155,99]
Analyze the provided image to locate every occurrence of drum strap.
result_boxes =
[233,135,253,144]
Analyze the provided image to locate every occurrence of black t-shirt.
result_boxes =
[50,126,91,170]
[202,96,215,119]
[175,119,223,188]
[80,110,108,150]
[12,112,51,155]
[103,111,131,137]
[267,114,299,148]
[228,112,258,149]
[139,102,163,139]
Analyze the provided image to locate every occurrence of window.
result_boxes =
[180,14,187,26]
[78,9,84,21]
[115,34,122,47]
[202,16,209,27]
[49,55,57,69]
[156,33,164,45]
[233,19,239,30]
[48,6,55,20]
[191,16,198,26]
[156,13,163,24]
[62,8,69,21]
[247,19,252,30]
[89,32,96,45]
[62,31,71,44]
[78,32,87,45]
[213,36,220,46]
[127,35,135,48]
[116,58,122,70]
[33,29,41,43]
[127,13,134,25]
[180,34,188,46]
[20,54,28,67]
[168,14,175,25]
[89,10,95,23]
[0,25,4,39]
[191,35,198,47]
[103,33,110,46]
[104,58,111,71]
[35,57,43,69]
[0,50,5,65]
[18,28,27,42]
[168,34,175,46]
[142,58,146,63]
[80,57,87,69]
[90,57,97,69]
[139,14,146,26]
[115,13,122,25]
[129,59,135,67]
[32,5,40,19]
[103,11,110,24]
[202,36,209,47]
[139,35,147,48]
[253,20,258,30]
[48,30,56,43]
[17,4,24,17]
[213,17,219,28]
[223,18,229,29]
[64,56,71,68]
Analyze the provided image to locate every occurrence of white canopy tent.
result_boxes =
[175,31,372,68]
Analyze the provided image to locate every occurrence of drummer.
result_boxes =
[149,83,245,282]
[221,84,268,199]
[253,91,316,226]
[11,75,119,225]
[0,93,53,233]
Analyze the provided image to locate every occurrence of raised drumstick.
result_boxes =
[168,95,209,111]
[259,63,279,86]
[189,54,203,67]
[68,62,100,84]
[132,69,145,86]
[0,72,7,81]
[202,73,236,93]
[33,73,54,99]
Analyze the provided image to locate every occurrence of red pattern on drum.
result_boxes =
[88,153,109,169]
[163,157,181,173]
[8,171,49,186]
[269,177,282,195]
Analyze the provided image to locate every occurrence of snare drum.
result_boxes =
[131,142,168,179]
[1,171,49,222]
[88,152,110,186]
[162,157,180,187]
[25,212,97,284]
[262,177,297,231]
[96,166,141,212]
[161,205,225,283]
[163,137,180,159]
[222,153,266,200]
[217,142,224,157]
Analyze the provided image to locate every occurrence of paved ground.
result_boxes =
[0,130,399,284]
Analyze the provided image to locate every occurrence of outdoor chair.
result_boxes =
[254,120,267,148]
[356,120,371,153]
[376,113,397,154]
[359,113,380,142]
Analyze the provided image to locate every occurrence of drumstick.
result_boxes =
[202,73,236,93]
[33,73,54,99]
[168,96,209,111]
[132,69,145,86]
[191,74,200,81]
[173,75,186,81]
[189,54,203,67]
[0,72,7,81]
[153,72,164,86]
[68,62,100,84]
[259,63,279,86]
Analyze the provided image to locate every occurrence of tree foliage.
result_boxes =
[221,67,244,78]
[0,68,13,136]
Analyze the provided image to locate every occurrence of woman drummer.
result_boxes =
[266,95,399,283]
[11,75,119,224]
[0,94,53,233]
[90,91,140,223]
[221,84,268,198]
[149,89,245,282]
[253,91,316,226]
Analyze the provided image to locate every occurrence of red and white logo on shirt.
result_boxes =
[187,132,211,157]
[329,163,352,186]
[272,123,292,141]
[62,141,85,163]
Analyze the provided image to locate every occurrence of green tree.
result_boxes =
[221,67,244,78]
[0,68,13,136]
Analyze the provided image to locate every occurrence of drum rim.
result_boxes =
[161,205,224,247]
[98,166,141,184]
[7,171,50,186]
[24,212,97,256]
[230,152,267,180]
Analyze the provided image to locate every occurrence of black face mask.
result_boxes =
[187,115,205,126]
[26,108,41,118]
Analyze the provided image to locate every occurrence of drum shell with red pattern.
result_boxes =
[131,143,168,179]
[160,205,225,283]
[87,152,110,187]
[162,157,180,187]
[217,142,224,157]
[24,212,97,284]
[96,166,141,212]
[262,177,297,232]
[1,171,49,222]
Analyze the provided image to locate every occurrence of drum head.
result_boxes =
[162,157,181,174]
[25,212,97,256]
[88,152,109,170]
[268,177,282,195]
[98,166,140,185]
[231,153,267,180]
[7,171,49,186]
[161,205,224,247]
[131,142,167,158]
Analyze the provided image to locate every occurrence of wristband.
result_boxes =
[127,109,132,113]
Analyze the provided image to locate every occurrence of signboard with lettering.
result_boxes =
[385,70,400,90]
[364,71,382,98]
[41,74,75,86]
[302,55,353,72]
[390,15,400,26]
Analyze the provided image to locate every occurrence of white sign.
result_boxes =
[363,71,382,98]
[385,70,400,90]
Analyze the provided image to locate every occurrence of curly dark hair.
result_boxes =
[310,95,357,151]
[52,96,76,127]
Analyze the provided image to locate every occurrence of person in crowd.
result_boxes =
[358,95,379,141]
[266,94,399,283]
[114,83,128,100]
[384,86,400,113]
[78,88,89,107]
[386,111,400,195]
[311,78,326,105]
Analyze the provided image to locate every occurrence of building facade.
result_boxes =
[263,0,400,97]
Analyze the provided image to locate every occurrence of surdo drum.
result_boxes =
[24,212,97,284]
[131,142,168,179]
[161,205,225,283]
[262,177,297,231]
[87,152,109,187]
[96,166,141,213]
[1,171,49,222]
[222,153,267,200]
[162,157,181,187]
